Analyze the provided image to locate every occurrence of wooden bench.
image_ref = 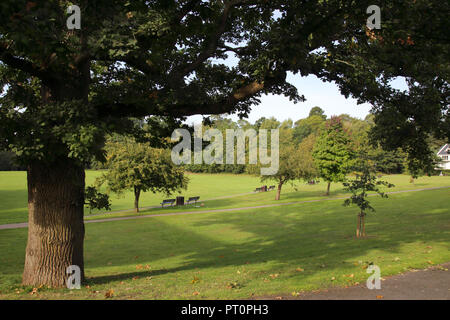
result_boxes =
[160,199,176,207]
[186,196,200,205]
[268,185,275,191]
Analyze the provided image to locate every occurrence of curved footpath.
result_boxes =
[255,263,450,300]
[1,185,449,231]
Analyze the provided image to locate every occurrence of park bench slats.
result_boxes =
[255,186,275,192]
[161,197,200,207]
[161,199,176,207]
[186,196,200,205]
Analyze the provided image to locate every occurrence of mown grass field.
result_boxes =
[0,172,449,299]
[1,171,450,224]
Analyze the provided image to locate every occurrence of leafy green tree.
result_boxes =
[343,154,394,238]
[0,0,447,286]
[260,129,317,200]
[313,117,354,195]
[308,106,326,120]
[293,114,326,144]
[84,186,111,214]
[99,139,188,213]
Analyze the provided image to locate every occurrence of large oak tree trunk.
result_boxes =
[22,160,85,287]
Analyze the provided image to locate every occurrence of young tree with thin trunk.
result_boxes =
[0,1,447,286]
[313,117,354,196]
[343,153,394,238]
[98,139,188,213]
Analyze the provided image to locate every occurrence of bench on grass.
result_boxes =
[186,196,200,205]
[254,187,262,192]
[160,199,176,207]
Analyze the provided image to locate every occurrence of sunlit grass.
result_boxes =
[0,187,448,299]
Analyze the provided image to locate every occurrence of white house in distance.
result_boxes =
[436,144,450,170]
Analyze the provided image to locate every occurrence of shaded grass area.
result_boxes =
[1,171,450,225]
[0,188,448,299]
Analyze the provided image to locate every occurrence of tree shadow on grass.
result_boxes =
[82,190,450,288]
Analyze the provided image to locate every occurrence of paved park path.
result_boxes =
[1,185,449,231]
[256,263,450,300]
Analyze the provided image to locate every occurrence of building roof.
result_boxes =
[437,144,450,156]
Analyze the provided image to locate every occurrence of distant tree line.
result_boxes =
[175,107,436,176]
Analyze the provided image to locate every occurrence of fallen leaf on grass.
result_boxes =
[105,289,114,298]
[29,287,38,295]
[295,268,304,272]
[226,282,241,289]
[192,291,200,296]
[191,276,200,284]
[270,274,279,279]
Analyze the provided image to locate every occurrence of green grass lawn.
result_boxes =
[1,171,450,225]
[0,185,449,299]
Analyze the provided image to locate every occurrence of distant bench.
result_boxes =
[160,199,176,207]
[254,186,275,192]
[186,196,200,205]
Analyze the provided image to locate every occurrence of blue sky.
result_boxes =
[185,50,409,126]
[186,73,373,125]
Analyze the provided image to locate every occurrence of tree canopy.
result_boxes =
[313,117,354,195]
[260,128,317,200]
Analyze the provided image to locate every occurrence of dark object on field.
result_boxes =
[268,185,275,191]
[307,180,320,185]
[186,196,200,205]
[176,196,184,206]
[161,199,176,207]
[255,186,269,192]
